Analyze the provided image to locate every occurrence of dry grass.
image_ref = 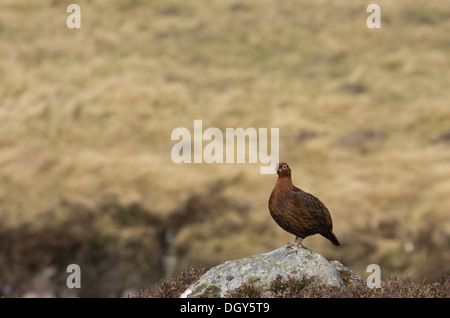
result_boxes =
[0,0,449,296]
[138,266,450,298]
[227,275,450,298]
[137,265,212,298]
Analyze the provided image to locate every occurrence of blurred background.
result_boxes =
[0,0,449,297]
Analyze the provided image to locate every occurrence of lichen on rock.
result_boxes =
[180,245,362,298]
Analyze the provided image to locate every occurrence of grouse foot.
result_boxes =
[286,237,311,255]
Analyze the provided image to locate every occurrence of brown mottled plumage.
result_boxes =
[269,162,340,252]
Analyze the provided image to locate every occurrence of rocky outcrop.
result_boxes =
[181,245,363,298]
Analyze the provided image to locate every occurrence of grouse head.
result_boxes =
[276,162,291,178]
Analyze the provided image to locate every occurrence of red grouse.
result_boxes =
[269,162,340,253]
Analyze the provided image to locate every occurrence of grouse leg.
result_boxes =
[286,236,311,255]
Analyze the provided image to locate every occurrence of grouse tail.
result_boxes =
[324,231,340,246]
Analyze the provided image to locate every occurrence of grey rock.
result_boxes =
[330,260,365,286]
[181,245,362,298]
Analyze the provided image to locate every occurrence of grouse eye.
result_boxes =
[282,164,287,169]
